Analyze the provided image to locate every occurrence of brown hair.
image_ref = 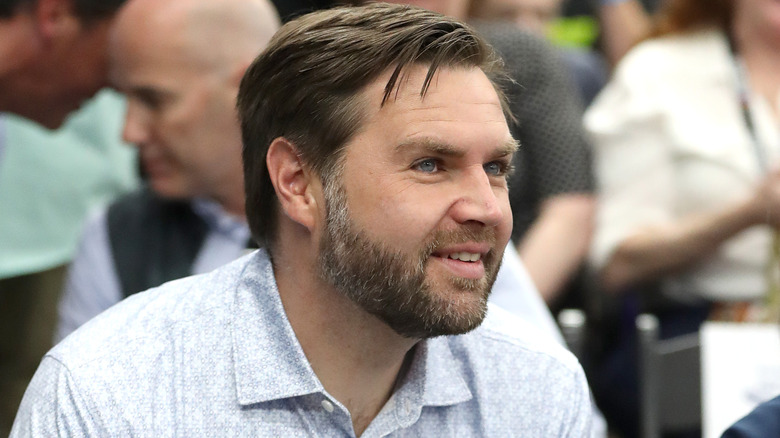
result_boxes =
[237,2,511,248]
[650,0,733,38]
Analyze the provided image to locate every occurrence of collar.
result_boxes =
[231,249,322,404]
[230,250,473,409]
[191,198,249,242]
[400,336,473,409]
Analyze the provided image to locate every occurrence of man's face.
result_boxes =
[9,17,113,129]
[109,30,242,201]
[317,66,515,338]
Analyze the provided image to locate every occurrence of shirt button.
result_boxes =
[321,399,335,413]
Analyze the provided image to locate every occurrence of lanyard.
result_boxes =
[727,33,771,173]
[733,58,770,173]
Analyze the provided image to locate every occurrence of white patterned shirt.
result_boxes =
[14,250,592,437]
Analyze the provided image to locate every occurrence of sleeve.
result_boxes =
[55,208,124,342]
[584,46,676,269]
[10,356,105,437]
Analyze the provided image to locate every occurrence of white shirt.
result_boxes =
[586,29,780,303]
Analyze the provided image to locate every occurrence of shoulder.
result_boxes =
[49,253,253,372]
[461,303,581,374]
[441,305,591,432]
[616,29,729,83]
[722,395,780,438]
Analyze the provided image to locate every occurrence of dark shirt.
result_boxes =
[721,395,780,438]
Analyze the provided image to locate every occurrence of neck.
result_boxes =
[272,221,418,436]
[219,195,246,218]
[214,177,247,217]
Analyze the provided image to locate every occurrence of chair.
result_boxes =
[636,313,702,438]
[558,308,587,360]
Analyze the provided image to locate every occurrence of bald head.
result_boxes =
[111,0,279,76]
[107,0,280,214]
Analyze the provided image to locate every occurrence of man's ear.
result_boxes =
[266,137,319,232]
[35,0,78,41]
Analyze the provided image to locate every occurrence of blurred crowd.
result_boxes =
[2,0,779,436]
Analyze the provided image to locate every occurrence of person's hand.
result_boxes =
[750,169,780,229]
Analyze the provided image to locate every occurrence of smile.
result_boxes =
[448,252,482,262]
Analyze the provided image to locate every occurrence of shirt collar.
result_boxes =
[386,336,473,429]
[191,198,248,241]
[231,249,322,405]
[230,250,474,410]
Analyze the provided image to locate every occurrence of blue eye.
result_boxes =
[484,161,504,176]
[415,159,438,173]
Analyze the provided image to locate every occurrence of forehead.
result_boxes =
[109,9,196,87]
[349,65,512,152]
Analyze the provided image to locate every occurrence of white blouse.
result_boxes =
[585,29,780,302]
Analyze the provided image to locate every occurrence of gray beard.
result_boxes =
[317,180,502,339]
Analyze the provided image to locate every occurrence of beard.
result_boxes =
[317,181,503,339]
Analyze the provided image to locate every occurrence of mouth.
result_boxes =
[431,245,491,280]
[446,252,483,262]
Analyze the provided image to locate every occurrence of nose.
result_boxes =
[122,100,151,146]
[448,167,506,227]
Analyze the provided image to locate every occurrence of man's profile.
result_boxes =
[0,0,127,129]
[12,4,592,436]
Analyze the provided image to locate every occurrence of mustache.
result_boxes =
[423,226,498,256]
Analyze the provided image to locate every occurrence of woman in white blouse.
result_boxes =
[585,0,780,435]
[588,0,780,318]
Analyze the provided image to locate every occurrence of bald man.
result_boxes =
[53,0,281,341]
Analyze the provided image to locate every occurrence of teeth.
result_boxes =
[448,252,481,262]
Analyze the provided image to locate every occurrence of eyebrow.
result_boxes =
[395,137,519,158]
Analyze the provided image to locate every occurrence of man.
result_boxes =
[54,0,281,341]
[0,0,127,129]
[54,0,560,346]
[13,4,592,436]
[53,0,559,349]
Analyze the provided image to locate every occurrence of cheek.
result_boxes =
[347,180,446,246]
